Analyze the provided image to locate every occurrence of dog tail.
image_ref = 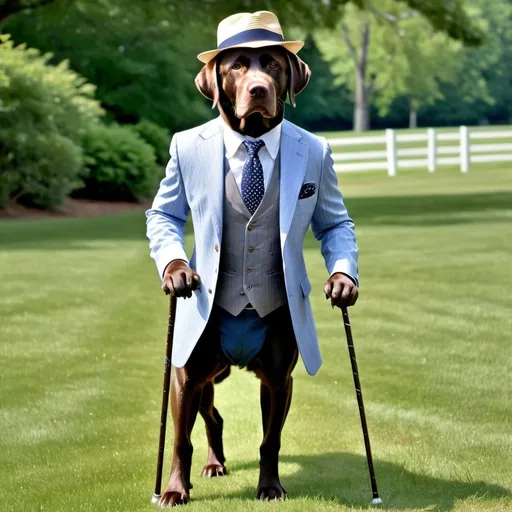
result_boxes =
[214,366,231,384]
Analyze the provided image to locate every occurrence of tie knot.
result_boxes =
[243,139,265,157]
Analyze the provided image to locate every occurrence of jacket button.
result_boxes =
[248,246,255,253]
[246,284,252,290]
[214,244,219,252]
[247,224,255,231]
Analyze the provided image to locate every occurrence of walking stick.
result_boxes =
[341,307,383,506]
[151,294,177,505]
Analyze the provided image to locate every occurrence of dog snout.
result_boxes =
[248,84,269,98]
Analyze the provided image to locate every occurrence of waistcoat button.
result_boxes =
[246,284,252,290]
[247,267,253,273]
[248,246,255,253]
[247,224,255,231]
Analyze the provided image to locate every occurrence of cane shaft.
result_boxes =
[153,294,177,499]
[342,308,380,500]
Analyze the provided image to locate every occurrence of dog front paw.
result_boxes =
[201,463,228,478]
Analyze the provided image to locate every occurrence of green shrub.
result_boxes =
[0,34,103,208]
[3,134,83,208]
[77,123,160,202]
[132,120,171,166]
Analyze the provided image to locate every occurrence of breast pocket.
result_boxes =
[294,194,317,225]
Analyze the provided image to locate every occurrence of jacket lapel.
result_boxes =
[196,118,224,240]
[279,121,308,235]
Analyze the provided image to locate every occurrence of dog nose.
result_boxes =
[248,84,268,98]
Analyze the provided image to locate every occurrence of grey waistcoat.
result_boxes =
[214,155,287,318]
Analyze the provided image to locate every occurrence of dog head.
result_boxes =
[195,46,310,135]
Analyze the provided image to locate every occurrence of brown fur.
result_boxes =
[195,46,310,137]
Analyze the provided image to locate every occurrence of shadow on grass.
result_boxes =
[220,452,510,510]
[1,191,511,251]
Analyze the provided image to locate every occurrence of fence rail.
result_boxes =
[327,126,512,175]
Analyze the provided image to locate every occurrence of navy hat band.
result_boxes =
[218,28,285,50]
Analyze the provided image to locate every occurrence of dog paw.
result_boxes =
[201,463,228,478]
[256,482,287,501]
[158,489,190,508]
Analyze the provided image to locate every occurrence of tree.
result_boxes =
[0,0,485,44]
[1,0,487,133]
[374,13,465,128]
[4,3,214,132]
[285,34,353,131]
[315,1,469,130]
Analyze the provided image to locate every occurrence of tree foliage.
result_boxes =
[4,3,213,132]
[0,0,485,44]
[0,34,102,206]
[3,0,485,133]
[424,0,512,125]
[315,0,471,129]
[286,34,353,131]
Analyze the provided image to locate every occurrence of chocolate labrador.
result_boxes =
[157,47,337,507]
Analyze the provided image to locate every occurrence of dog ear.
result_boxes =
[286,52,311,107]
[195,59,219,109]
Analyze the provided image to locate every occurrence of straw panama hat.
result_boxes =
[197,11,304,64]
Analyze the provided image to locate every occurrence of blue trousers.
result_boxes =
[214,306,269,368]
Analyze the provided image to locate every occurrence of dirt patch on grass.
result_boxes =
[0,199,151,221]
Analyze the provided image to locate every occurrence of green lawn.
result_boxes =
[1,168,511,512]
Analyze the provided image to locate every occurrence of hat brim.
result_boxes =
[197,40,304,64]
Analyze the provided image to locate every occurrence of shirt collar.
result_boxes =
[223,120,282,160]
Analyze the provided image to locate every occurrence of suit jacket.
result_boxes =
[146,117,358,376]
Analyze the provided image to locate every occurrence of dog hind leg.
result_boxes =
[247,306,299,501]
[199,380,228,477]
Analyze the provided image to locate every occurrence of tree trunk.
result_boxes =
[354,69,370,132]
[353,23,372,132]
[409,99,418,129]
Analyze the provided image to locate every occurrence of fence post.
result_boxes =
[460,126,470,173]
[427,128,437,173]
[386,129,397,176]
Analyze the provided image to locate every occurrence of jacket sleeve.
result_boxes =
[145,134,190,278]
[310,138,359,286]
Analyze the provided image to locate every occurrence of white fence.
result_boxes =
[327,126,512,175]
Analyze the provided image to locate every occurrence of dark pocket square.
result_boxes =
[298,182,317,200]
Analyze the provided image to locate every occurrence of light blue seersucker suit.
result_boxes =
[146,117,358,376]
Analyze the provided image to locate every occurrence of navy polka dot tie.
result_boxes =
[241,140,265,215]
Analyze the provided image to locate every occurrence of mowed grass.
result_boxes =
[1,167,512,512]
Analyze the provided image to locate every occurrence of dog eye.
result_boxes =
[268,61,278,69]
[232,62,242,71]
